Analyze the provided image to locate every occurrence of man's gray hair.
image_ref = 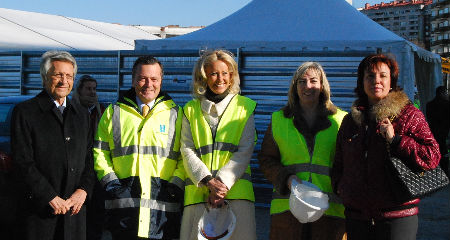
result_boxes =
[40,50,77,86]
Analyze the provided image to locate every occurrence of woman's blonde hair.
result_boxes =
[192,49,240,98]
[283,62,335,117]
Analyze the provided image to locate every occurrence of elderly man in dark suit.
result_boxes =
[11,50,95,240]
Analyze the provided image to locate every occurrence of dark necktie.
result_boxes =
[58,105,65,114]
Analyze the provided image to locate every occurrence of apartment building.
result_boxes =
[133,25,204,39]
[429,0,450,57]
[360,0,432,49]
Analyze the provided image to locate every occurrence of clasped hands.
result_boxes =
[49,189,87,216]
[206,178,229,208]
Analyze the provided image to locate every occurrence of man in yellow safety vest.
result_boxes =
[93,56,184,240]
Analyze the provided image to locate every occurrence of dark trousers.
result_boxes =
[110,229,171,240]
[346,215,418,240]
[86,181,106,240]
[110,230,146,240]
[269,211,346,240]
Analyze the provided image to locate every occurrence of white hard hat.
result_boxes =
[198,201,236,240]
[289,180,329,223]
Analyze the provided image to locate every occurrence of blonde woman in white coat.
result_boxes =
[180,50,257,240]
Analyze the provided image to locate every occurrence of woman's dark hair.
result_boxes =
[355,54,400,103]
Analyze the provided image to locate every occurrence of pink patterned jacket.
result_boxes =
[331,91,441,220]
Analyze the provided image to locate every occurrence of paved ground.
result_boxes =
[255,206,271,239]
[255,186,450,240]
[416,185,450,240]
[100,186,449,239]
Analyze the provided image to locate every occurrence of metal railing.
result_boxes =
[0,49,374,207]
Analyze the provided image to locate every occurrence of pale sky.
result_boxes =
[1,0,382,27]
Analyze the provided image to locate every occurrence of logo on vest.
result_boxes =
[160,124,166,133]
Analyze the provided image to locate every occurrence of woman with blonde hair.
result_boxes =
[259,62,347,239]
[180,50,257,239]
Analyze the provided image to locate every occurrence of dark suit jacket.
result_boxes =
[11,90,95,240]
[426,97,450,153]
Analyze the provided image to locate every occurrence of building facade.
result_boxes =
[133,25,204,39]
[429,0,450,57]
[360,0,432,49]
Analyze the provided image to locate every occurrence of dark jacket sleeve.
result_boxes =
[258,123,297,195]
[11,104,57,207]
[77,113,95,198]
[330,117,346,196]
[395,105,441,170]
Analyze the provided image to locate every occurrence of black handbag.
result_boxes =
[386,142,449,202]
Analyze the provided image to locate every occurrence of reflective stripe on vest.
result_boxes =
[272,191,342,204]
[183,95,256,206]
[270,109,347,218]
[105,198,180,212]
[93,140,110,151]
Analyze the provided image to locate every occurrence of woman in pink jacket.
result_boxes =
[331,54,440,240]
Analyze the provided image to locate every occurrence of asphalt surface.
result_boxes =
[100,185,449,240]
[254,186,450,240]
[416,185,450,240]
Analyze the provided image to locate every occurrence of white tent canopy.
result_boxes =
[0,8,160,51]
[135,0,413,49]
[135,0,442,106]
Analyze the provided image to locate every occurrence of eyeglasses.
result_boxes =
[51,73,74,81]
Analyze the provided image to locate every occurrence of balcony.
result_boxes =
[431,12,450,21]
[432,39,450,45]
[436,25,450,32]
[432,0,450,8]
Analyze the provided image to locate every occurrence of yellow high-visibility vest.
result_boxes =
[183,95,256,206]
[94,94,184,238]
[270,108,347,218]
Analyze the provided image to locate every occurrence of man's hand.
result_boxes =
[49,196,71,215]
[66,189,87,215]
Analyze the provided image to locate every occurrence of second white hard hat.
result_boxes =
[198,201,236,240]
[289,179,329,223]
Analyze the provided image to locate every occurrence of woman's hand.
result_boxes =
[287,175,302,191]
[206,178,228,208]
[208,193,225,208]
[207,178,228,199]
[380,118,395,143]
